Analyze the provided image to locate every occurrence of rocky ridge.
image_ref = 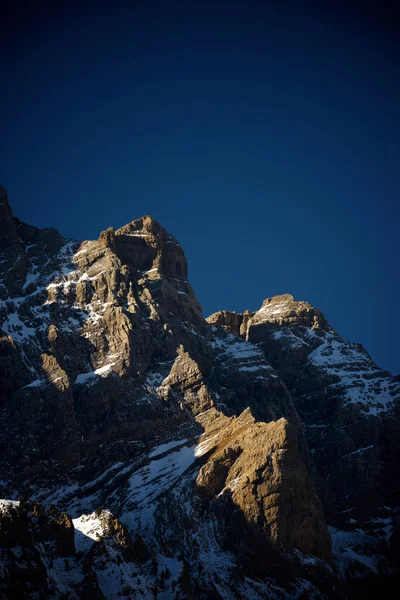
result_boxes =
[1,186,399,599]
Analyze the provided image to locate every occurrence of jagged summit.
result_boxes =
[1,186,399,599]
[257,293,329,329]
[0,187,191,302]
[207,293,330,337]
[112,214,188,280]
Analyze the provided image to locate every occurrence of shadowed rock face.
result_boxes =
[0,186,399,598]
[0,185,21,249]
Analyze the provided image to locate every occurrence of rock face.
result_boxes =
[195,412,331,562]
[0,187,399,599]
[208,295,400,587]
[0,185,21,250]
[0,499,76,598]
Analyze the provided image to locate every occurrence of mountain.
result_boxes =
[0,185,399,599]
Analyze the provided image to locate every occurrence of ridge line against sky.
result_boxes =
[1,0,399,374]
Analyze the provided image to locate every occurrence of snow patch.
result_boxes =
[75,362,116,385]
[308,334,396,415]
[329,526,379,575]
[0,499,20,511]
[73,512,106,553]
[148,439,189,459]
[22,270,40,291]
[2,312,36,342]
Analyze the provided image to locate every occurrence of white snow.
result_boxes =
[56,241,76,258]
[95,363,115,376]
[218,475,246,497]
[212,338,261,360]
[309,335,362,368]
[30,484,80,506]
[294,549,319,566]
[256,300,292,319]
[46,276,76,290]
[75,371,97,385]
[22,270,40,291]
[342,445,374,459]
[211,334,277,385]
[212,334,274,373]
[80,462,125,492]
[0,499,20,511]
[77,270,106,283]
[73,512,106,552]
[307,333,396,415]
[127,445,196,505]
[120,443,199,532]
[148,439,189,459]
[159,555,183,580]
[238,364,270,373]
[258,302,286,314]
[194,433,219,457]
[145,370,166,388]
[60,315,82,333]
[329,526,379,575]
[75,362,115,385]
[23,379,44,388]
[72,247,88,258]
[273,329,310,349]
[2,312,36,342]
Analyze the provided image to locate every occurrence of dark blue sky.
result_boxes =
[2,1,399,374]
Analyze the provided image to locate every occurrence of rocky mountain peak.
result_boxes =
[109,214,189,280]
[207,293,330,341]
[253,293,330,331]
[1,186,399,599]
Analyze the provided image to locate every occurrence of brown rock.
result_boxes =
[98,227,116,251]
[206,310,245,336]
[196,412,331,562]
